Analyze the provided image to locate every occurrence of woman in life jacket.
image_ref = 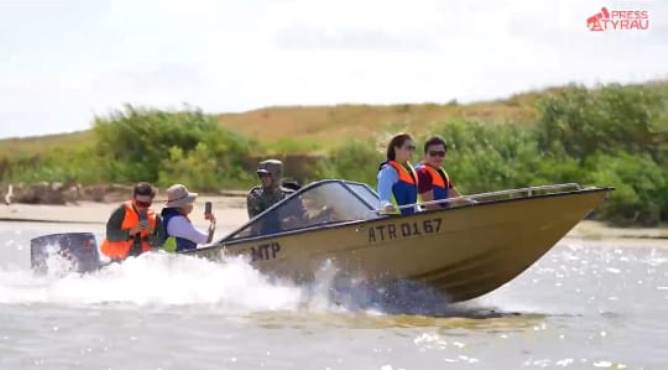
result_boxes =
[377,133,419,215]
[161,184,216,252]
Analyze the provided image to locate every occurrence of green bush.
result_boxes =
[3,146,105,185]
[158,144,221,192]
[158,144,256,191]
[320,140,384,186]
[425,116,668,225]
[266,138,320,155]
[537,84,666,161]
[429,119,546,193]
[93,105,255,188]
[320,90,668,226]
[584,152,666,226]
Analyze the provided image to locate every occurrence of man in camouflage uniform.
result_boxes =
[246,159,295,219]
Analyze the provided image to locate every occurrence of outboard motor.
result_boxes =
[30,233,101,274]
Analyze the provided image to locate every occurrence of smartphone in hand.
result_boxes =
[204,201,212,220]
[139,211,149,228]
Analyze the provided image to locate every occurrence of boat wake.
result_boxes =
[0,252,303,311]
[312,261,453,315]
[1,249,461,316]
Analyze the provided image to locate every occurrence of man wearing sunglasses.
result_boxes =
[416,136,463,210]
[101,182,166,261]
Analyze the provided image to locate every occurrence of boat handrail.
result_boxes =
[372,183,584,214]
[469,183,582,200]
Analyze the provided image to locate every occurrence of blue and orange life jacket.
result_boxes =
[161,208,197,252]
[416,163,451,204]
[382,160,419,215]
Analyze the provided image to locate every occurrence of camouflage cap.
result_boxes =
[256,159,283,180]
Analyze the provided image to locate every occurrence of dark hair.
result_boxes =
[386,133,413,161]
[423,135,448,153]
[133,182,156,197]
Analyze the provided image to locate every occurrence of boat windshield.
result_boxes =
[228,181,379,240]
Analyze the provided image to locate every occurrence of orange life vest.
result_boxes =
[418,163,451,202]
[387,160,417,185]
[101,201,157,260]
[420,164,449,189]
[386,160,418,215]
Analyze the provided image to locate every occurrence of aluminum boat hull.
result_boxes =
[192,187,610,302]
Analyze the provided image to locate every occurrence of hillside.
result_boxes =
[2,81,667,155]
[0,131,93,158]
[216,96,539,150]
[0,88,546,156]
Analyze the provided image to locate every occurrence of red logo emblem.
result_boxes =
[587,7,649,31]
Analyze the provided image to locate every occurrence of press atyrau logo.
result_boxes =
[586,7,649,31]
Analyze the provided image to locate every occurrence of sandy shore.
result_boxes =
[1,198,667,241]
[570,220,668,240]
[0,196,249,235]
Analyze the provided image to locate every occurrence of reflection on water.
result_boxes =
[0,223,667,370]
[246,309,540,331]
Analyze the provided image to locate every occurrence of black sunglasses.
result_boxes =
[135,200,152,207]
[428,150,446,157]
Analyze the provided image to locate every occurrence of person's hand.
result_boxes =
[381,204,396,214]
[208,214,216,230]
[128,224,144,236]
[206,217,216,244]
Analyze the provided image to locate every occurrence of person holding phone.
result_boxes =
[161,184,216,252]
[101,182,166,261]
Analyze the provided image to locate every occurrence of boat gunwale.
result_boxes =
[187,185,613,255]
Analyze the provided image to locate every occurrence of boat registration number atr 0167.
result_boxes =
[368,218,443,243]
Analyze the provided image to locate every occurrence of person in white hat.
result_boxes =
[160,184,216,252]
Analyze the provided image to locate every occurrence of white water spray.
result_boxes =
[0,252,305,311]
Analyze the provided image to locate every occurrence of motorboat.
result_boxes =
[187,180,611,303]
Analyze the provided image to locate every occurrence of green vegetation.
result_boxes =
[0,82,666,225]
[93,105,254,190]
[317,140,384,186]
[0,106,255,191]
[321,83,668,226]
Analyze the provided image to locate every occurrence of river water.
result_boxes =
[0,222,667,370]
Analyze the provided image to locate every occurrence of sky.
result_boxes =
[0,0,666,138]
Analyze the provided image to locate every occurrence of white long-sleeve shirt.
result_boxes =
[377,164,399,209]
[166,215,209,245]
